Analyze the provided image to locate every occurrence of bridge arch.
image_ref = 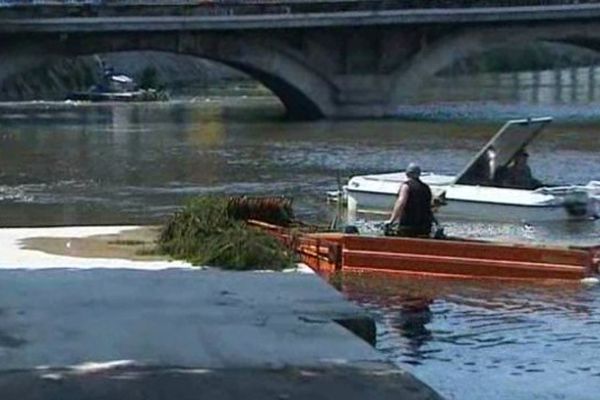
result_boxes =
[5,13,600,118]
[391,21,600,103]
[1,32,337,119]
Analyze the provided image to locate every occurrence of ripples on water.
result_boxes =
[341,273,600,400]
[0,100,598,229]
[0,70,599,399]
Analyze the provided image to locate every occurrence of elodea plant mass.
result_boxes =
[158,196,295,270]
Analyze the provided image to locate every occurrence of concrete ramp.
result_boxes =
[0,269,443,400]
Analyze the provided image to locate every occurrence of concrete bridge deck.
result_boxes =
[4,3,600,32]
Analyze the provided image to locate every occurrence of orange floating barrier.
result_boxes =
[249,220,600,282]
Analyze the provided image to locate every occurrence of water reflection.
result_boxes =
[389,297,433,365]
[338,272,600,400]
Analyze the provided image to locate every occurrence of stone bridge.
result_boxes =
[3,1,600,119]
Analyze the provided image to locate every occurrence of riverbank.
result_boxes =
[0,225,188,269]
[20,225,164,261]
[6,225,312,272]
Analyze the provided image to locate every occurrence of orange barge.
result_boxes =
[250,220,600,282]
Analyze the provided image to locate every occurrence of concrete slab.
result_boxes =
[0,269,443,399]
[0,366,441,400]
[0,269,377,369]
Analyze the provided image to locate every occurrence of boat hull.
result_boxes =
[346,188,575,223]
[249,220,600,282]
[66,90,167,102]
[341,235,594,281]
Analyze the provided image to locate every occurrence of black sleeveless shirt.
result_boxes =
[399,178,433,230]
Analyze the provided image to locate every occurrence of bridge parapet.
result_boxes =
[3,0,600,19]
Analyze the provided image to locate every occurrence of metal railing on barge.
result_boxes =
[248,219,343,275]
[248,219,600,281]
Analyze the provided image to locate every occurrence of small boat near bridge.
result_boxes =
[66,64,168,102]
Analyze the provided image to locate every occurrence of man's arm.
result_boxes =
[387,183,409,224]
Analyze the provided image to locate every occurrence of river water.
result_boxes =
[0,68,599,399]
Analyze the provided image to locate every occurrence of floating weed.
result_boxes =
[158,196,295,270]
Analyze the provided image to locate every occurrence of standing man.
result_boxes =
[385,163,434,237]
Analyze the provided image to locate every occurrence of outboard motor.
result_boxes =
[563,191,590,217]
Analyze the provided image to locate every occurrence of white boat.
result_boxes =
[342,117,600,223]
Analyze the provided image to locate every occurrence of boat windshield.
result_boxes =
[454,117,552,187]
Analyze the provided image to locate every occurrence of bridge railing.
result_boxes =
[3,0,600,5]
[4,0,600,15]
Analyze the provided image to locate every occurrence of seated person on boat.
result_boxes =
[493,149,543,190]
[385,163,434,237]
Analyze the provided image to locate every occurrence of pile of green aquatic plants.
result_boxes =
[158,196,296,270]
